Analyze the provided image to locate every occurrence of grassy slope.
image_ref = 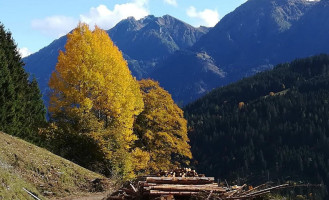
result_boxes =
[0,131,112,199]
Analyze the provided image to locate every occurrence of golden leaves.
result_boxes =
[48,23,144,179]
[48,23,191,179]
[134,79,192,172]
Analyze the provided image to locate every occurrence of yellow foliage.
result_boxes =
[134,79,192,173]
[132,148,150,173]
[48,23,144,179]
[238,102,245,109]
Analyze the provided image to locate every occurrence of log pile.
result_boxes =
[106,168,320,200]
[155,168,202,178]
[140,176,224,197]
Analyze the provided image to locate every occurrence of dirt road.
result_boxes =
[51,192,109,200]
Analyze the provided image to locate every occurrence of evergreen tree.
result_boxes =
[184,54,329,198]
[0,23,46,140]
[24,77,47,142]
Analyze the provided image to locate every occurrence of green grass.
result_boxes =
[0,131,112,199]
[0,166,42,200]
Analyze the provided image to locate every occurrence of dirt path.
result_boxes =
[51,192,109,200]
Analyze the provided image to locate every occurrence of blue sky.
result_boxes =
[0,0,247,57]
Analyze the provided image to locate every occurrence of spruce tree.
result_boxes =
[0,23,46,140]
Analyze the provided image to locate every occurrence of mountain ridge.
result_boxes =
[107,14,210,78]
[24,0,329,105]
[151,0,326,104]
[23,15,209,103]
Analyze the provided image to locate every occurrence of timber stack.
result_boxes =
[106,168,319,200]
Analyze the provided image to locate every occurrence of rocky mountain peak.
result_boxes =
[108,14,210,61]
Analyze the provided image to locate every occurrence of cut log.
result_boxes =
[107,196,124,200]
[144,184,226,193]
[148,190,199,196]
[139,182,157,187]
[146,177,214,184]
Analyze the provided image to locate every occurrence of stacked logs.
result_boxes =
[106,169,320,200]
[139,176,226,197]
[138,168,222,198]
[156,168,202,178]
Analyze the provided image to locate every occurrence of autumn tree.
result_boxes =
[48,23,144,179]
[0,23,46,141]
[238,102,245,109]
[134,79,192,172]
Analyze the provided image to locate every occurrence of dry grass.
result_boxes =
[0,131,113,199]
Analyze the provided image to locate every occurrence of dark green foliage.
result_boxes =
[185,54,329,196]
[0,23,46,142]
[41,121,109,175]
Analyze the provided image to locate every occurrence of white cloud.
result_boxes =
[31,16,77,38]
[187,6,220,27]
[31,0,149,38]
[18,47,32,58]
[164,0,177,6]
[80,1,149,30]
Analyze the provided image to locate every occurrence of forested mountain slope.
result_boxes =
[152,0,329,104]
[184,54,329,196]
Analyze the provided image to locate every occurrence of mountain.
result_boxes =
[108,15,209,78]
[152,0,328,104]
[25,0,329,106]
[108,15,208,62]
[279,0,329,60]
[152,50,226,105]
[23,15,209,103]
[23,36,67,104]
[0,131,111,199]
[193,0,314,66]
[184,54,329,198]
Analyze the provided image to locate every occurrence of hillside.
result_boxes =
[184,54,329,198]
[0,131,112,199]
[152,50,226,104]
